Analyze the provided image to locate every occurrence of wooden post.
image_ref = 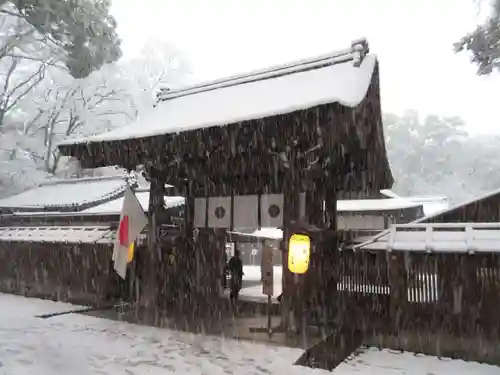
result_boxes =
[262,240,275,338]
[140,171,165,324]
[282,161,301,336]
[266,294,272,336]
[182,179,195,314]
[196,228,224,319]
[323,186,338,328]
[388,252,407,336]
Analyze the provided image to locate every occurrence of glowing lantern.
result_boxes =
[288,233,311,274]
[127,242,135,264]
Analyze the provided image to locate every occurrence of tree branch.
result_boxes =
[0,8,23,18]
[3,61,47,115]
[4,53,67,70]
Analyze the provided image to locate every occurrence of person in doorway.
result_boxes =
[228,249,244,309]
[221,248,228,289]
[277,292,283,303]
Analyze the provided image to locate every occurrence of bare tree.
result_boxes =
[123,39,192,113]
[0,9,63,127]
[0,57,48,125]
[20,66,136,174]
[0,35,190,196]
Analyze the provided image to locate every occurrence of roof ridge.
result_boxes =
[0,175,131,213]
[157,39,369,103]
[38,175,127,187]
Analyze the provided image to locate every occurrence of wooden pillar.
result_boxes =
[323,186,338,326]
[388,252,407,336]
[436,253,462,340]
[181,179,195,314]
[303,181,327,327]
[282,162,302,334]
[139,169,165,323]
[197,228,226,320]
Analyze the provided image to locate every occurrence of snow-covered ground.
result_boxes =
[241,265,283,300]
[0,293,498,375]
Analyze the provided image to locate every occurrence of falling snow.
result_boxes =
[0,293,497,375]
[1,29,499,375]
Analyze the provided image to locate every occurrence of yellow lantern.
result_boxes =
[288,233,311,274]
[127,242,135,264]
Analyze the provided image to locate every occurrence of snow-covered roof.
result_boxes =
[81,193,184,214]
[228,227,283,240]
[414,187,500,224]
[379,189,399,198]
[0,176,128,212]
[0,226,114,244]
[379,189,448,202]
[404,195,448,203]
[59,40,376,145]
[356,223,500,253]
[377,190,449,216]
[337,198,422,212]
[393,196,449,217]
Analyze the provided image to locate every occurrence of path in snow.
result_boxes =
[0,293,498,375]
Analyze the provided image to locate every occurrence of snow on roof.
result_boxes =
[404,195,448,203]
[380,189,399,198]
[59,41,376,145]
[414,187,500,224]
[228,227,283,240]
[337,198,422,212]
[376,191,449,216]
[0,176,128,211]
[395,196,449,217]
[81,192,184,214]
[356,223,500,253]
[0,226,114,244]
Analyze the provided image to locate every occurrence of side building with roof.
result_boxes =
[347,187,500,364]
[0,176,184,305]
[354,186,500,252]
[0,175,129,214]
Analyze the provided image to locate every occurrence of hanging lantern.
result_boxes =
[288,233,311,274]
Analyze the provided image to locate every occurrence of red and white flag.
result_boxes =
[113,185,148,279]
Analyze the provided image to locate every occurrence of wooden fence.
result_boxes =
[330,249,500,342]
[0,241,120,305]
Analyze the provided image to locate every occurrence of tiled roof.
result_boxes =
[0,176,128,212]
[59,39,374,145]
[0,226,114,244]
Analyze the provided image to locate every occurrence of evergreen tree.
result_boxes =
[455,0,500,74]
[1,0,122,78]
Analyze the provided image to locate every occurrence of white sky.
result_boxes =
[112,0,500,135]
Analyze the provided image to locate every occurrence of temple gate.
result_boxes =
[58,38,393,332]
